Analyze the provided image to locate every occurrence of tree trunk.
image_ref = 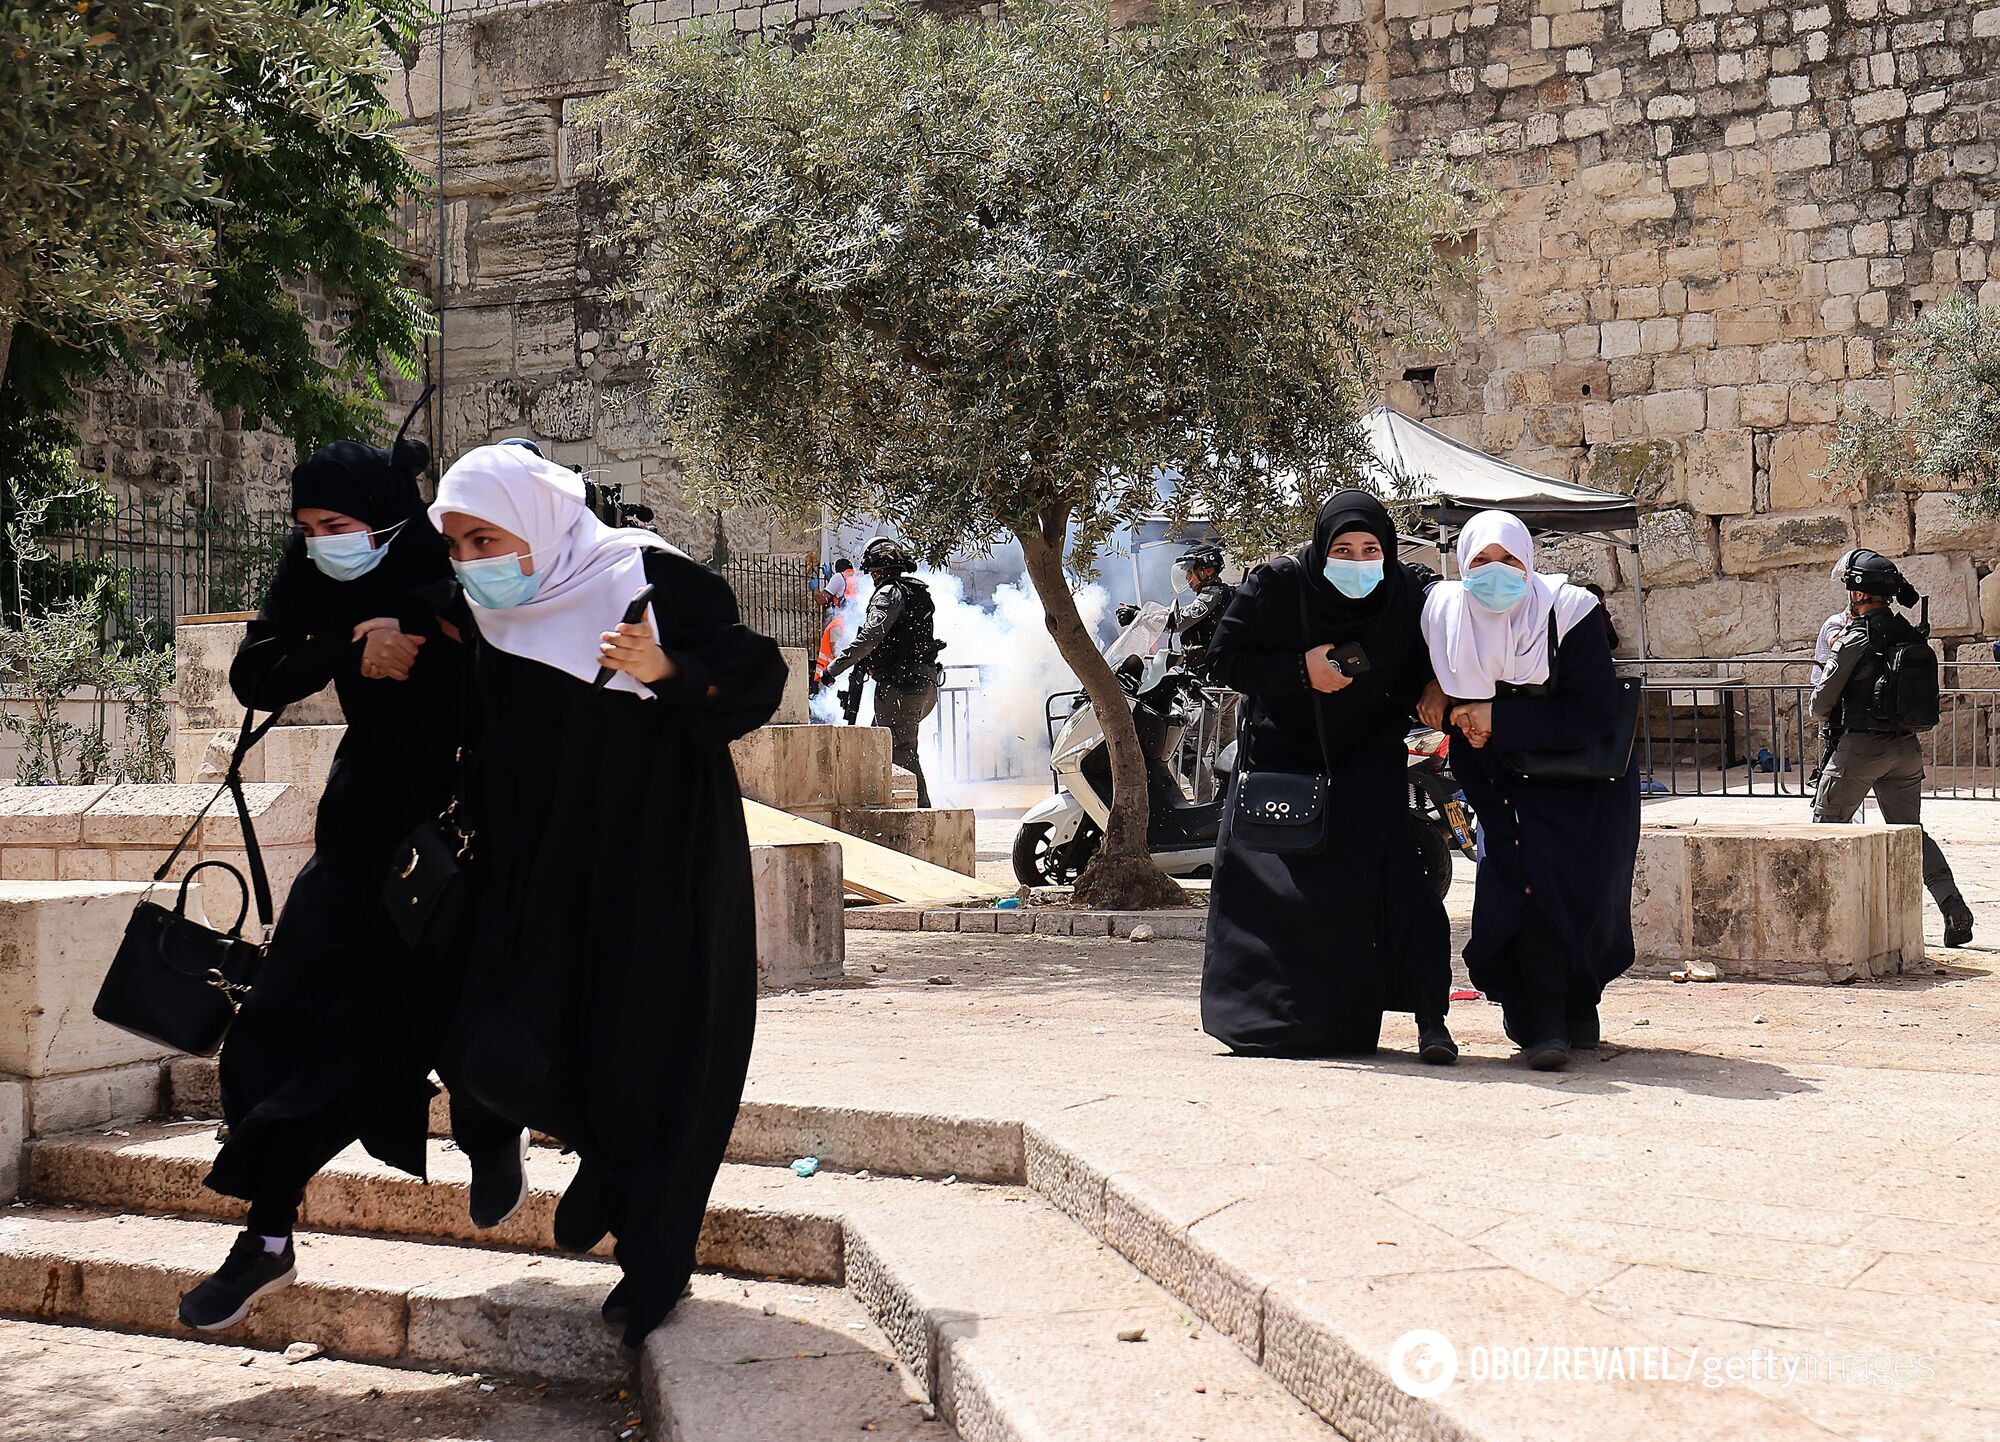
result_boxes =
[1016,516,1184,910]
[0,316,14,391]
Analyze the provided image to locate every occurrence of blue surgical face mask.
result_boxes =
[1323,557,1384,599]
[1464,560,1530,613]
[454,551,542,609]
[304,521,401,582]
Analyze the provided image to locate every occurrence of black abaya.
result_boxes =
[449,547,786,1347]
[1447,612,1640,1034]
[1200,494,1451,1056]
[208,478,478,1203]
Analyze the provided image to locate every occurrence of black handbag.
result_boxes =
[382,663,474,956]
[93,710,280,1056]
[1499,606,1643,783]
[1232,560,1336,855]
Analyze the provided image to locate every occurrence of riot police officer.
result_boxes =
[1809,550,1974,947]
[1166,542,1234,682]
[822,536,943,807]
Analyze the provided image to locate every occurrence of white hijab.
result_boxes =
[1420,510,1603,699]
[429,444,683,696]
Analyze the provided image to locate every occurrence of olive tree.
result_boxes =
[589,0,1474,905]
[1830,295,2000,509]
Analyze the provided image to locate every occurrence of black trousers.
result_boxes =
[243,1086,519,1236]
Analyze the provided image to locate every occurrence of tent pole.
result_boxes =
[1630,539,1649,660]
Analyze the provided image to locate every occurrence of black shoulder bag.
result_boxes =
[1499,606,1643,784]
[382,666,474,957]
[1232,561,1336,854]
[94,708,281,1056]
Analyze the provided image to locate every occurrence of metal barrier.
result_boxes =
[927,663,1037,783]
[1626,658,2000,800]
[14,498,293,643]
[717,555,819,650]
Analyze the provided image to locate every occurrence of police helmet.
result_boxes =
[1839,549,1919,606]
[860,536,917,574]
[1176,542,1225,576]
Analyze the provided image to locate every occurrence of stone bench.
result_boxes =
[1634,822,1924,982]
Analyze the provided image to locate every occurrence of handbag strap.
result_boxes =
[1542,605,1562,690]
[1291,559,1336,779]
[155,706,283,930]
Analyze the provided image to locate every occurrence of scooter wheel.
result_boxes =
[1012,820,1094,887]
[1416,820,1455,900]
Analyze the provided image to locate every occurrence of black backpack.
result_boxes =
[1867,605,1940,733]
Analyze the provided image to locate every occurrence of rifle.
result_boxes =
[839,663,868,725]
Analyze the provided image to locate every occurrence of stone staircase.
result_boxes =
[1,1063,1335,1441]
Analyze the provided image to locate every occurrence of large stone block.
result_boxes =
[176,619,342,730]
[1983,568,2000,635]
[1913,491,1998,552]
[1765,426,1855,511]
[730,725,893,811]
[22,1058,163,1135]
[470,0,627,103]
[1720,509,1854,576]
[0,882,180,1077]
[415,101,557,198]
[0,786,112,846]
[835,807,977,877]
[1627,506,1716,586]
[1895,552,1980,634]
[1642,577,1777,657]
[1776,565,1846,646]
[1853,489,1913,556]
[1635,823,1922,980]
[750,841,843,989]
[1684,428,1754,515]
[773,647,810,725]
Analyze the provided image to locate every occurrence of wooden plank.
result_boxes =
[743,799,988,906]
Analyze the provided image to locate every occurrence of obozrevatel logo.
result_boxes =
[1388,1329,1459,1399]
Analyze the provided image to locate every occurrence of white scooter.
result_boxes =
[1013,606,1231,885]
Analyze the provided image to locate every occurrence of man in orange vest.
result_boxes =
[813,558,857,692]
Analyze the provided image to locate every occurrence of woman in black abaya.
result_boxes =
[1200,491,1455,1062]
[182,426,525,1333]
[429,443,786,1348]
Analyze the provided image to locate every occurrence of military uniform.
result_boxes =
[824,570,940,807]
[1810,605,1971,935]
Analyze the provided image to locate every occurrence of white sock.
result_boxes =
[260,1234,290,1254]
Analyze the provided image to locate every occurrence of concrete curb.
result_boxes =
[847,903,1208,940]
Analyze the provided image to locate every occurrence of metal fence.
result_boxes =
[928,663,1037,783]
[12,498,293,644]
[719,555,820,650]
[1626,658,2000,800]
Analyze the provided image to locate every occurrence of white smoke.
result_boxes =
[913,568,1113,804]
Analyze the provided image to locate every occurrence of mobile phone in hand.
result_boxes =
[593,584,658,688]
[1329,641,1371,677]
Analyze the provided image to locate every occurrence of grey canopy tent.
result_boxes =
[1361,405,1648,657]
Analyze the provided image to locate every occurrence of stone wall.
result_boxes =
[68,0,2000,646]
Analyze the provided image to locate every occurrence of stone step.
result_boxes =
[647,1276,950,1442]
[0,1207,625,1383]
[27,1123,1336,1439]
[27,1123,852,1283]
[163,1058,1029,1182]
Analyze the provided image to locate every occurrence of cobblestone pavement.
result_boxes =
[0,1318,634,1442]
[748,804,2000,1441]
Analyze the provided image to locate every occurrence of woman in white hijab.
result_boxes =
[428,443,788,1347]
[1416,510,1640,1071]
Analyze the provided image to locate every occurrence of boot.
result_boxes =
[1416,1017,1458,1066]
[1943,897,1974,949]
[1567,1000,1601,1050]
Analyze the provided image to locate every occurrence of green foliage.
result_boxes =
[0,430,120,624]
[588,0,1476,568]
[0,0,435,513]
[0,591,177,785]
[1830,296,2000,509]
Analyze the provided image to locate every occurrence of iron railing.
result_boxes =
[1625,658,2000,800]
[928,663,1037,783]
[718,555,820,650]
[12,499,293,644]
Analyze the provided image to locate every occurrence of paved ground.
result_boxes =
[0,1318,634,1441]
[743,799,2000,1441]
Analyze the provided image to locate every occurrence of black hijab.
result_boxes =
[1295,489,1412,640]
[273,398,450,628]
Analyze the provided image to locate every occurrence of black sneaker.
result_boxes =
[1567,1003,1601,1051]
[178,1230,296,1331]
[469,1131,530,1230]
[1523,1038,1571,1072]
[1944,900,1975,949]
[1417,1020,1459,1066]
